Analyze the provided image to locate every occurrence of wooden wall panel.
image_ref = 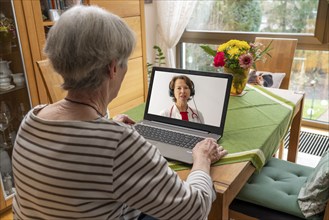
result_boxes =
[13,0,40,106]
[89,0,140,17]
[138,0,148,100]
[109,97,144,118]
[125,17,143,59]
[20,0,49,105]
[109,57,144,112]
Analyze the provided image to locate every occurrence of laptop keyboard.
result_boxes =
[135,124,204,149]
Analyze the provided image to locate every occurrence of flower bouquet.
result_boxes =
[201,39,272,95]
[0,12,16,54]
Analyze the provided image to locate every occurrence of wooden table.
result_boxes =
[267,88,305,163]
[177,88,304,220]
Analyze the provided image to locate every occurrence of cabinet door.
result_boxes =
[0,0,32,212]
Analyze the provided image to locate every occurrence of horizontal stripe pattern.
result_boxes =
[13,106,215,220]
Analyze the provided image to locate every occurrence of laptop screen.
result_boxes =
[144,67,232,136]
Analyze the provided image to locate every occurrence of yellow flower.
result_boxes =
[0,27,8,32]
[201,38,272,71]
[217,39,250,54]
[227,47,240,58]
[237,41,250,50]
[217,43,228,52]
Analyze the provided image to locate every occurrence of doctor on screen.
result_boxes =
[160,75,204,123]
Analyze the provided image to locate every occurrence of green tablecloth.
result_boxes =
[124,85,294,171]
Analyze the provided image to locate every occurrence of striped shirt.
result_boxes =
[12,105,216,220]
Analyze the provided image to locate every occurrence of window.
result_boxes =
[178,0,329,126]
[187,0,318,34]
[290,50,329,123]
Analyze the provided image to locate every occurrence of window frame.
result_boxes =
[177,0,329,128]
[178,0,328,54]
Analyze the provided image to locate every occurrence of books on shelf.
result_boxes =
[40,0,85,21]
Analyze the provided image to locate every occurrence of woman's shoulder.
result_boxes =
[28,108,131,133]
[159,107,171,116]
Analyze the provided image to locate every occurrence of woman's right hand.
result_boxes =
[191,138,228,173]
[113,114,135,125]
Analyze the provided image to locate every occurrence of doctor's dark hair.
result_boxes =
[169,75,195,102]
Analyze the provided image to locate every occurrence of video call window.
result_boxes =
[147,70,228,127]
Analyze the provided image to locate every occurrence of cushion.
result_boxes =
[298,151,329,218]
[248,70,286,88]
[236,157,314,219]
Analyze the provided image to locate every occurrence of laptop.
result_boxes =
[134,67,232,164]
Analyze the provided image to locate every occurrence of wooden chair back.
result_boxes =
[37,59,67,103]
[254,37,298,90]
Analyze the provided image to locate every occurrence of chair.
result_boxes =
[254,37,298,90]
[36,59,67,103]
[229,154,329,220]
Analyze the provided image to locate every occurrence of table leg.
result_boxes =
[287,93,304,162]
[208,163,255,220]
[208,182,229,220]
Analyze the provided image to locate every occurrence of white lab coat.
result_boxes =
[160,104,204,123]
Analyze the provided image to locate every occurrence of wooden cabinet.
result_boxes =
[0,0,31,214]
[13,0,148,117]
[0,0,148,214]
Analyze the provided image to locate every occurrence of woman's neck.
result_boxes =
[66,90,107,118]
[175,102,188,112]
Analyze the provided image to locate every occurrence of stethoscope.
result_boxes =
[169,105,199,120]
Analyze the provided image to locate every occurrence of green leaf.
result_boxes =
[200,45,217,57]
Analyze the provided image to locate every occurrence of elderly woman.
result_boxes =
[248,70,274,87]
[12,5,227,220]
[160,75,204,123]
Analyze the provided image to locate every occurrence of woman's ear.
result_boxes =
[108,60,118,79]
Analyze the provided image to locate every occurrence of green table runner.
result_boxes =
[124,85,294,171]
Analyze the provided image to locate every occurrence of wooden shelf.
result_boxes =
[43,20,54,26]
[0,85,26,95]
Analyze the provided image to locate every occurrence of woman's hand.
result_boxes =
[191,138,228,174]
[113,114,135,125]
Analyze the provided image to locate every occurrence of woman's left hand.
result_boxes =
[113,114,135,125]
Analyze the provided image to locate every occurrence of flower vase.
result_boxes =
[224,67,250,95]
[0,31,12,54]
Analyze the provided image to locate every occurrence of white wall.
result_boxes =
[144,2,157,64]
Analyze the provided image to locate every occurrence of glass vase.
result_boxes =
[224,67,250,95]
[0,31,12,54]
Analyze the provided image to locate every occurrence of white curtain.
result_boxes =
[156,0,197,68]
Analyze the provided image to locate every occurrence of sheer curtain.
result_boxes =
[156,0,197,67]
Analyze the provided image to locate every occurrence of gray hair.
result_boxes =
[44,5,136,90]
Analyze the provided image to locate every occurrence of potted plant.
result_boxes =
[147,45,166,81]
